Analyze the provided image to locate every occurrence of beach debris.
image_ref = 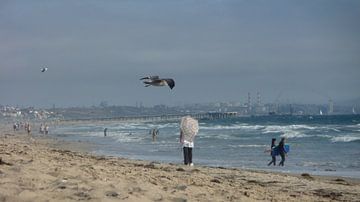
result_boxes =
[144,163,156,169]
[332,178,351,186]
[0,158,13,166]
[74,192,91,200]
[40,67,48,72]
[210,178,221,184]
[105,191,119,198]
[176,167,185,172]
[333,178,346,182]
[140,75,175,89]
[301,173,314,180]
[313,189,343,200]
[175,185,187,191]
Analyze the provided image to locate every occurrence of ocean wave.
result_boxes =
[200,124,265,130]
[331,136,360,143]
[229,144,267,148]
[316,134,332,138]
[261,124,317,135]
[280,131,307,138]
[300,161,338,167]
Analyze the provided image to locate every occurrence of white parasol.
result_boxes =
[180,116,199,141]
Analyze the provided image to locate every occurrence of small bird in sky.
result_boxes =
[41,67,48,72]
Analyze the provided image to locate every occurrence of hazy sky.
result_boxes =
[1,0,359,107]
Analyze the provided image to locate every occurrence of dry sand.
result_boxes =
[1,125,360,202]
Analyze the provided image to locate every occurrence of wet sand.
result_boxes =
[1,125,360,201]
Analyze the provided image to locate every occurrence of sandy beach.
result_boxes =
[1,124,360,202]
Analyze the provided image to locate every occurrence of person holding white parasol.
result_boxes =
[179,116,199,166]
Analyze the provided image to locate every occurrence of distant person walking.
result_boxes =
[27,124,31,135]
[45,125,49,135]
[104,128,108,137]
[151,128,159,141]
[25,123,28,133]
[267,138,277,166]
[179,116,199,166]
[40,124,44,134]
[13,123,17,132]
[278,138,287,166]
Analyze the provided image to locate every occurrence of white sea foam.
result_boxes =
[200,124,264,130]
[316,134,332,138]
[261,124,317,134]
[229,144,267,148]
[331,136,360,143]
[281,131,307,138]
[262,125,316,138]
[301,161,338,167]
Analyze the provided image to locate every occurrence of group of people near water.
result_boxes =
[12,122,49,135]
[13,122,32,135]
[102,116,289,167]
[39,124,49,135]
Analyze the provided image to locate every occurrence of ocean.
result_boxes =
[52,115,360,178]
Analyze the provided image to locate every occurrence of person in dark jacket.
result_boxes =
[267,138,277,166]
[278,137,287,166]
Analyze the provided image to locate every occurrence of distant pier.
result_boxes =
[60,112,238,123]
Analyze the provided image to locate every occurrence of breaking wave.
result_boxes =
[331,136,360,143]
[229,144,267,148]
[200,124,265,130]
[281,131,307,139]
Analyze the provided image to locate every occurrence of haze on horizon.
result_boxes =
[1,0,359,108]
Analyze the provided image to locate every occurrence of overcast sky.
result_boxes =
[1,0,359,107]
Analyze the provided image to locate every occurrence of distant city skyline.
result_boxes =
[1,1,359,107]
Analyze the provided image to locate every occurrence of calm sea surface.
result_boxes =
[52,115,360,178]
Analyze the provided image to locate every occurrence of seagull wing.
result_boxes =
[140,75,159,80]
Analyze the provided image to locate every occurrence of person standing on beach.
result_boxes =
[25,123,28,133]
[45,125,49,135]
[13,123,17,132]
[27,124,31,135]
[104,128,107,137]
[151,128,159,141]
[40,124,44,134]
[179,116,199,166]
[278,137,287,166]
[267,138,277,166]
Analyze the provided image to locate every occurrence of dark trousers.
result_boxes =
[279,153,285,166]
[268,156,276,166]
[183,147,193,165]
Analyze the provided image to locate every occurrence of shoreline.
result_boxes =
[1,125,360,201]
[50,120,360,180]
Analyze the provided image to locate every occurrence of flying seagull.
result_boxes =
[140,75,175,90]
[41,67,48,72]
